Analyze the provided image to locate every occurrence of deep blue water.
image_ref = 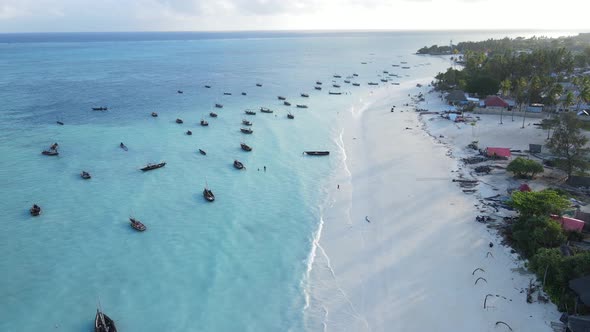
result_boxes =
[0,30,575,331]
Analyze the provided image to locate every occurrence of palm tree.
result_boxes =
[499,79,512,124]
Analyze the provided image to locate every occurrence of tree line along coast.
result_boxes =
[419,33,590,330]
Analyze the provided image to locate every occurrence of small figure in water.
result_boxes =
[264,166,266,172]
[337,184,340,189]
[365,216,371,223]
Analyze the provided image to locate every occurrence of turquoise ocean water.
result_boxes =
[0,30,576,331]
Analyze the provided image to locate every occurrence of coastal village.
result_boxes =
[415,33,590,332]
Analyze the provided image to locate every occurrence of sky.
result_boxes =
[0,0,589,33]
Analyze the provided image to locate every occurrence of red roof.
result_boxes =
[486,147,511,158]
[484,96,509,108]
[550,215,585,232]
[519,183,532,192]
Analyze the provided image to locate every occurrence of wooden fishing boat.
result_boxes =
[215,103,223,108]
[383,70,389,74]
[304,151,330,156]
[30,204,41,216]
[234,160,245,169]
[141,162,166,171]
[210,112,218,118]
[256,83,262,87]
[287,113,294,119]
[241,92,247,96]
[392,64,400,67]
[381,79,388,82]
[353,73,359,77]
[296,104,308,108]
[81,171,91,179]
[204,85,211,88]
[300,93,309,98]
[283,101,291,106]
[92,107,108,111]
[260,107,273,113]
[151,112,158,117]
[42,150,59,156]
[368,82,379,86]
[352,83,360,86]
[200,120,209,126]
[344,80,351,83]
[328,92,342,95]
[177,90,183,94]
[129,217,146,232]
[245,110,256,115]
[241,143,252,152]
[314,86,322,90]
[223,92,232,95]
[203,187,215,202]
[242,119,252,126]
[199,149,206,155]
[120,142,128,151]
[186,130,192,135]
[316,81,322,85]
[56,121,64,125]
[95,309,117,332]
[240,128,253,134]
[332,84,341,88]
[176,118,183,124]
[277,96,286,100]
[333,75,341,78]
[361,62,367,64]
[401,66,410,69]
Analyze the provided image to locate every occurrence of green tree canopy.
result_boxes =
[512,216,566,257]
[507,157,544,178]
[546,112,590,176]
[508,189,570,218]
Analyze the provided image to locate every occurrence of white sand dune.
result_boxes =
[305,85,560,331]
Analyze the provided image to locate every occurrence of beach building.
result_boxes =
[565,276,590,332]
[485,147,511,159]
[527,103,544,113]
[445,90,468,105]
[550,215,585,232]
[484,95,509,110]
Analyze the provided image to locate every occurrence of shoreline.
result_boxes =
[305,75,561,330]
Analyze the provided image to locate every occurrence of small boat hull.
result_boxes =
[203,188,215,202]
[304,151,330,156]
[30,205,41,216]
[234,160,245,169]
[241,143,252,152]
[130,218,147,231]
[95,310,117,332]
[199,149,206,155]
[141,162,166,171]
[42,150,59,156]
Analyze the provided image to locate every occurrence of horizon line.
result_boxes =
[1,28,587,35]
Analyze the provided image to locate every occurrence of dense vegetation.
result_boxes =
[507,189,590,311]
[506,157,544,179]
[423,33,590,107]
[547,112,590,176]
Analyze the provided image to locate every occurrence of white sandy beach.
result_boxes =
[305,82,561,331]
